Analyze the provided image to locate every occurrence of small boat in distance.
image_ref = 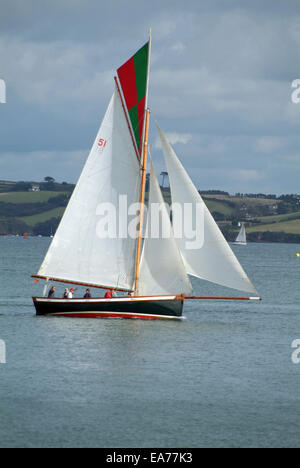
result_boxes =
[233,223,247,246]
[32,32,260,319]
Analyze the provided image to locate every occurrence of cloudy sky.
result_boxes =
[1,0,300,194]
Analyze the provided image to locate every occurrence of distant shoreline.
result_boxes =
[1,182,300,241]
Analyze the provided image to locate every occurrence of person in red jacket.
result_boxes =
[104,290,112,299]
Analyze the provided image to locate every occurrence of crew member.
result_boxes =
[48,286,56,298]
[84,289,91,299]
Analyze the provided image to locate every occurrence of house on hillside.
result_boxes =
[30,184,40,192]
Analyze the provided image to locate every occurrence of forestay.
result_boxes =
[157,125,258,295]
[38,88,141,291]
[138,162,192,296]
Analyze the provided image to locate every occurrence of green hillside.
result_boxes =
[204,199,234,217]
[247,218,300,234]
[0,184,73,235]
[0,180,300,242]
[0,190,69,204]
[257,212,300,224]
[19,207,66,226]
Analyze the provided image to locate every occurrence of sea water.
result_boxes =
[0,237,299,448]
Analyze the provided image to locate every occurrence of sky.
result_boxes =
[1,0,300,194]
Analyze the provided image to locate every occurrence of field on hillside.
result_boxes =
[204,199,234,216]
[203,194,277,206]
[0,190,70,235]
[0,191,68,203]
[19,207,66,226]
[247,218,300,234]
[257,212,300,223]
[0,184,300,239]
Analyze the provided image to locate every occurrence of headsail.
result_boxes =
[157,124,258,295]
[37,87,141,291]
[138,162,193,297]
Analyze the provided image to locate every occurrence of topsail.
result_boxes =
[117,42,150,156]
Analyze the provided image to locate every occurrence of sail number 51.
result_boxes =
[97,138,107,154]
[98,138,107,148]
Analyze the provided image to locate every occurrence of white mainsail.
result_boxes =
[138,162,193,296]
[234,223,247,245]
[38,87,141,291]
[157,124,258,295]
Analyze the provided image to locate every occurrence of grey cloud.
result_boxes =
[1,0,300,193]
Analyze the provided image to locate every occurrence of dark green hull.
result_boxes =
[32,295,184,319]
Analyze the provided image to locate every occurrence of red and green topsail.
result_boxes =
[117,42,149,156]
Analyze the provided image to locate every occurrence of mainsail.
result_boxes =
[235,223,247,245]
[37,88,141,291]
[138,162,192,296]
[157,124,258,295]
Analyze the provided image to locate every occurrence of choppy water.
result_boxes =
[0,237,300,448]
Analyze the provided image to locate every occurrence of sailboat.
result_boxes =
[233,223,247,246]
[32,33,260,319]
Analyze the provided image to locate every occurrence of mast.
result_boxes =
[134,29,152,295]
[134,108,150,294]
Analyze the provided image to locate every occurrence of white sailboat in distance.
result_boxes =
[32,32,261,319]
[233,223,247,246]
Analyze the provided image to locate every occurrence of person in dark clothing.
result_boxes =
[48,286,56,298]
[84,289,91,299]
